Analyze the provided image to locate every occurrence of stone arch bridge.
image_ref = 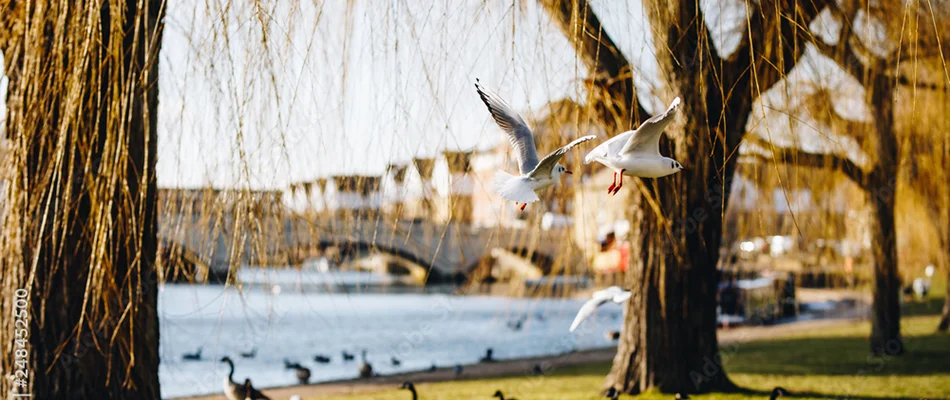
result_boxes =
[158,213,586,283]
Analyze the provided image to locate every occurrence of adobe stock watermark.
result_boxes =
[688,332,745,391]
[11,288,31,397]
[388,294,464,365]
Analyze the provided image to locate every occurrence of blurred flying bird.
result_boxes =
[475,79,596,210]
[570,286,632,332]
[585,97,683,195]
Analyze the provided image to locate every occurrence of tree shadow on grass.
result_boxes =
[902,297,946,317]
[739,387,929,400]
[724,332,950,376]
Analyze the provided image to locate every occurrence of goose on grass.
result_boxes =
[400,381,418,400]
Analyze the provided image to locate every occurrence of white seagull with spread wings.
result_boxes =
[569,286,631,332]
[475,79,596,211]
[584,97,684,195]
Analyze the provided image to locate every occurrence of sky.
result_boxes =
[153,0,662,189]
[0,0,903,190]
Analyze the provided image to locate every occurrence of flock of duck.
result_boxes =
[196,285,644,400]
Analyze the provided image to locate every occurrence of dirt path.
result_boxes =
[174,313,867,400]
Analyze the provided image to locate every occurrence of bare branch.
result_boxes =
[745,0,831,91]
[809,1,868,81]
[538,0,650,127]
[893,74,949,91]
[743,138,868,187]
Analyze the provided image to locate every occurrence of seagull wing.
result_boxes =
[618,97,680,156]
[475,80,540,175]
[584,131,635,164]
[569,296,609,332]
[612,290,632,303]
[528,135,597,179]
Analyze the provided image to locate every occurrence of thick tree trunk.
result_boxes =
[867,175,903,354]
[939,194,950,332]
[0,1,164,398]
[867,72,903,355]
[538,0,823,394]
[605,110,744,394]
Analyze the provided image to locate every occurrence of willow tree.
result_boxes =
[745,0,950,350]
[540,0,826,394]
[0,0,164,398]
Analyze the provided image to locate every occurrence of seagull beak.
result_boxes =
[565,170,573,175]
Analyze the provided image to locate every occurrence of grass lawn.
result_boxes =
[310,313,950,400]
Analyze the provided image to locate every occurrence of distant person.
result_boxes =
[719,284,738,316]
[600,232,616,252]
[782,272,797,317]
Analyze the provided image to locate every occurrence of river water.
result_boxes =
[158,271,620,398]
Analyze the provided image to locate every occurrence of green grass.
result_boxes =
[311,314,950,400]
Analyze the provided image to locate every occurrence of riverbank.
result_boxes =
[175,311,880,400]
[304,315,950,400]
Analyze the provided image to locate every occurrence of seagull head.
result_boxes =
[553,163,572,177]
[672,160,685,173]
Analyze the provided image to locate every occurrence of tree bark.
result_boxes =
[866,70,904,355]
[939,269,950,331]
[0,1,164,398]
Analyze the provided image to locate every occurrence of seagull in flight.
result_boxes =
[584,97,683,195]
[569,286,631,332]
[475,79,596,211]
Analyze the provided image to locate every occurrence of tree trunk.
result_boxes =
[0,1,164,398]
[605,107,745,393]
[867,72,903,355]
[938,224,950,331]
[867,174,903,354]
[939,269,950,331]
[537,0,823,394]
[939,185,950,332]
